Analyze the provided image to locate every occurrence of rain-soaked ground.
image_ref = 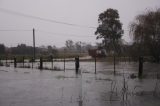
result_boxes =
[0,61,160,106]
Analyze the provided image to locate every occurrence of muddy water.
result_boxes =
[0,62,160,106]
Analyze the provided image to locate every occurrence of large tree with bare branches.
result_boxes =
[130,9,160,62]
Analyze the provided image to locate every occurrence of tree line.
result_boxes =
[0,40,95,58]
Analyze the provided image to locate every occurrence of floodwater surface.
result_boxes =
[0,62,160,106]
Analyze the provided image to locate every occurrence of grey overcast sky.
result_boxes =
[0,0,160,47]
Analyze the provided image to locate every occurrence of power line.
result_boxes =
[37,29,95,38]
[0,8,96,29]
[0,8,130,32]
[0,29,31,31]
[0,28,95,38]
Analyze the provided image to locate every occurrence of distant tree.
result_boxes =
[75,41,93,53]
[65,40,74,50]
[85,44,93,51]
[52,46,58,57]
[130,9,160,62]
[95,8,124,54]
[0,44,5,54]
[45,45,58,58]
[75,41,81,52]
[47,45,53,54]
[11,44,33,55]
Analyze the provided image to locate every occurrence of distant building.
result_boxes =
[88,48,107,58]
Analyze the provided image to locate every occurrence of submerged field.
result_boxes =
[0,61,160,106]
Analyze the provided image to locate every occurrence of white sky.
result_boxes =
[0,0,159,47]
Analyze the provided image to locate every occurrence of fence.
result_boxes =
[0,56,148,78]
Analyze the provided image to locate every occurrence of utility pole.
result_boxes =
[33,28,35,61]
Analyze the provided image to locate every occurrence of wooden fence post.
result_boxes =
[31,57,33,68]
[75,57,79,74]
[5,56,7,66]
[114,56,116,75]
[64,58,65,71]
[51,56,53,70]
[40,57,43,70]
[14,57,17,68]
[95,57,97,74]
[138,56,143,78]
[23,56,25,68]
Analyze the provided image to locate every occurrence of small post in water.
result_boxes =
[31,57,33,68]
[5,56,7,66]
[0,58,2,66]
[95,56,97,74]
[51,56,53,70]
[75,56,79,74]
[40,57,43,70]
[114,56,116,75]
[14,57,17,68]
[138,56,143,78]
[0,58,1,65]
[22,56,25,68]
[64,58,65,71]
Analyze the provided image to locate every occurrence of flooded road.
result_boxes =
[0,62,160,106]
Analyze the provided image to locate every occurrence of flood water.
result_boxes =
[0,61,160,106]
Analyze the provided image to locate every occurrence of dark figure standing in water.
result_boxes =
[75,57,79,74]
